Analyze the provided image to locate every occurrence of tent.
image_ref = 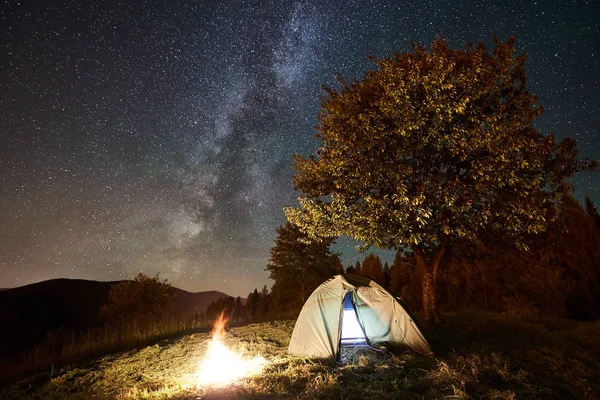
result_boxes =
[288,274,431,359]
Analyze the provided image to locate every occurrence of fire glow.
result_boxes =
[196,312,267,387]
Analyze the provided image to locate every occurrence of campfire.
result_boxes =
[196,311,267,386]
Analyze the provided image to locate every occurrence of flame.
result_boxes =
[196,311,267,387]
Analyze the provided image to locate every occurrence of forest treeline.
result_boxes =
[226,194,600,322]
[106,192,600,327]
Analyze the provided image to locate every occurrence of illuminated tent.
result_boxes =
[288,274,431,359]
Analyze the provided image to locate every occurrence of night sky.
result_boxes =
[1,0,598,296]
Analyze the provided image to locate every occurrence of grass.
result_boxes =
[0,316,212,382]
[1,311,599,399]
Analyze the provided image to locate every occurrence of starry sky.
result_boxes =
[1,0,598,296]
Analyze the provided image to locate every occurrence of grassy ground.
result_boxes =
[1,311,599,399]
[0,318,211,383]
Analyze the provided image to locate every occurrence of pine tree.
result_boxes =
[361,253,385,283]
[346,260,361,274]
[266,222,341,315]
[382,262,391,288]
[585,195,600,232]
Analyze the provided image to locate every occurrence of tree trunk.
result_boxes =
[474,261,489,310]
[421,269,437,321]
[414,245,446,322]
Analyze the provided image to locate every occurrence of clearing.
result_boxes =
[2,312,600,399]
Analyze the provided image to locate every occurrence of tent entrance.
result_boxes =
[340,292,367,346]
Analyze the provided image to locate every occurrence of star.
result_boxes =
[0,0,598,296]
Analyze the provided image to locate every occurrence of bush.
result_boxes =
[100,273,175,322]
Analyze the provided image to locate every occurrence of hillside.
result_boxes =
[1,312,599,399]
[0,278,229,359]
[173,288,231,319]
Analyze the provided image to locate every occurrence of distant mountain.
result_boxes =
[0,278,230,359]
[172,287,232,319]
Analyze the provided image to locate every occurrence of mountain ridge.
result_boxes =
[0,278,231,359]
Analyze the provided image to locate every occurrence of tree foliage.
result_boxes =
[200,296,235,323]
[285,37,594,320]
[100,273,175,322]
[443,195,600,319]
[360,253,385,284]
[266,222,342,316]
[585,195,600,232]
[388,249,418,304]
[245,286,271,322]
[346,260,362,274]
[382,262,391,288]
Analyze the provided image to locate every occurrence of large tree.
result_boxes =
[266,222,342,315]
[285,38,593,321]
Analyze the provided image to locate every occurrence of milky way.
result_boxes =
[1,0,598,295]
